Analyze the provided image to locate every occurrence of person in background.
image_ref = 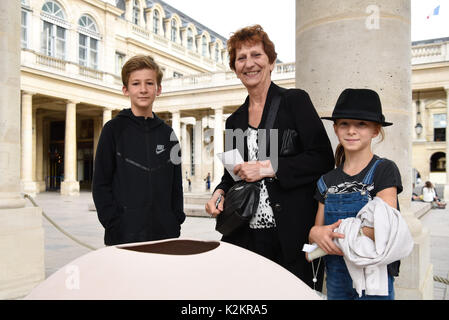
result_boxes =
[204,172,211,191]
[187,178,192,192]
[422,181,446,208]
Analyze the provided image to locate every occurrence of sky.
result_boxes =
[162,0,449,63]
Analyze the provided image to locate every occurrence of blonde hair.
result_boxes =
[121,55,163,88]
[334,123,385,167]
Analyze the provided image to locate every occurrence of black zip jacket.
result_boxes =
[92,109,185,246]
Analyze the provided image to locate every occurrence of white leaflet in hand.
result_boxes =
[216,149,244,182]
[302,243,319,253]
[302,243,327,261]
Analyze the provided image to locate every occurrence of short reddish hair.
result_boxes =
[227,24,277,71]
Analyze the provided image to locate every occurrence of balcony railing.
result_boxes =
[22,49,118,89]
[162,62,296,92]
[35,52,66,71]
[412,40,449,65]
[79,66,104,80]
[131,24,149,39]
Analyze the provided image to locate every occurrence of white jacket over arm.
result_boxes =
[334,197,414,297]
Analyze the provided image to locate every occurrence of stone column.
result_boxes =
[181,123,188,162]
[193,115,204,191]
[181,122,189,189]
[0,0,44,299]
[213,106,224,188]
[93,118,102,161]
[60,101,80,196]
[20,91,38,196]
[103,107,112,126]
[36,112,45,192]
[296,0,432,299]
[171,110,181,141]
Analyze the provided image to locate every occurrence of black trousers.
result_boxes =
[247,227,284,265]
[222,226,324,291]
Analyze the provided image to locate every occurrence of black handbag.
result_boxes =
[215,181,260,236]
[215,92,283,236]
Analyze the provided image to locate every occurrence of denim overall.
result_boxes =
[317,159,395,300]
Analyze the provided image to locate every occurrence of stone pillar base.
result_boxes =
[0,206,45,299]
[21,181,38,198]
[0,192,26,209]
[60,180,80,196]
[36,181,46,193]
[443,184,449,201]
[395,228,434,300]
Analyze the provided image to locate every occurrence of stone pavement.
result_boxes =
[420,206,449,300]
[26,191,449,299]
[29,191,221,278]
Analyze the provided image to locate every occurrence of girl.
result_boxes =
[308,88,403,300]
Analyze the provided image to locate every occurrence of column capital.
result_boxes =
[21,90,36,96]
[66,100,80,105]
[211,105,224,111]
[193,110,208,120]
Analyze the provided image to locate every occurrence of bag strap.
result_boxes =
[265,94,281,131]
[264,92,283,152]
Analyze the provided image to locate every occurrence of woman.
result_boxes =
[205,25,335,288]
[422,181,446,208]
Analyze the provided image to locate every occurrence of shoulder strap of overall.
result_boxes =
[317,176,328,195]
[362,158,384,185]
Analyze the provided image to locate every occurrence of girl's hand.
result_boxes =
[309,220,345,256]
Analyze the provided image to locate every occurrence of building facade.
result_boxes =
[19,0,449,196]
[19,0,230,195]
[411,37,449,187]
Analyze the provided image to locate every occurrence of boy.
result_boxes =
[92,55,185,246]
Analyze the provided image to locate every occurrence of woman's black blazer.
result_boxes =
[215,82,335,268]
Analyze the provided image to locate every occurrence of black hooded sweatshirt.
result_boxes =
[92,109,185,246]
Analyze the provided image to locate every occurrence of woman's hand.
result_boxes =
[205,190,225,218]
[309,220,345,256]
[233,160,275,182]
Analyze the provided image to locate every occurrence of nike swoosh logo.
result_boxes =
[156,149,165,155]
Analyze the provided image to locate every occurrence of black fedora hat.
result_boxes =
[321,88,393,127]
